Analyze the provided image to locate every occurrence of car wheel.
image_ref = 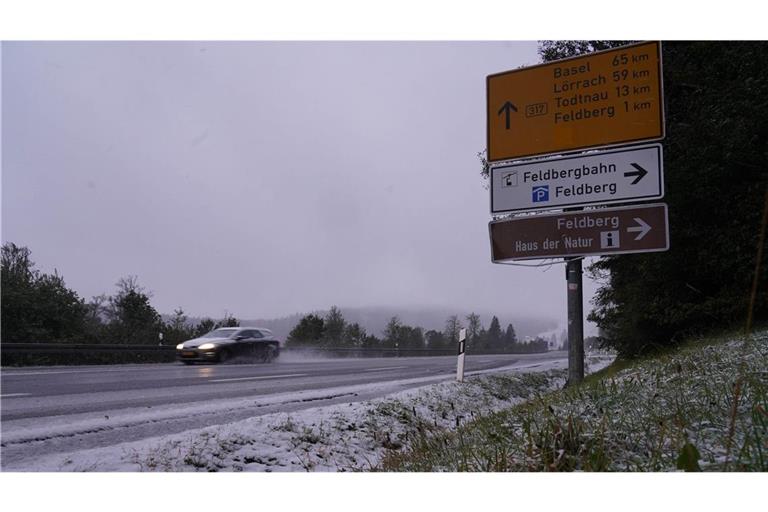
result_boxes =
[218,349,229,364]
[182,361,194,366]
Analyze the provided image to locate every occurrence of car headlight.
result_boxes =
[176,343,184,350]
[198,343,217,350]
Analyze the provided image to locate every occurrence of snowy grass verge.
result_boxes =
[380,331,768,471]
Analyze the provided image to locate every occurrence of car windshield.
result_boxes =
[202,328,239,338]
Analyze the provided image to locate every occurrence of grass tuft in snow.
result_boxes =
[379,331,768,472]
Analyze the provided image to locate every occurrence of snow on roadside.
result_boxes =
[6,355,613,472]
[390,333,768,472]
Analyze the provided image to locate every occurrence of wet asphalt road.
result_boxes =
[1,352,566,420]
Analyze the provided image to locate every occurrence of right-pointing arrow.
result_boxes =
[627,217,651,240]
[624,163,648,185]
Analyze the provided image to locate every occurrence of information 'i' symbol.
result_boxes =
[600,230,620,249]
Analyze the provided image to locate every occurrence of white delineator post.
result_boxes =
[456,328,467,382]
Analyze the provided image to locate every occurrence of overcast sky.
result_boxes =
[1,41,600,328]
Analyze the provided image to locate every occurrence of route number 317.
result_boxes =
[525,102,548,118]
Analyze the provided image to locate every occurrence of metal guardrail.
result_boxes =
[0,343,457,357]
[1,343,177,353]
[285,346,457,357]
[1,343,548,367]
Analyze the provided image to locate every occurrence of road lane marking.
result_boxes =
[1,393,31,398]
[209,373,308,383]
[3,367,162,377]
[363,366,409,372]
[4,370,120,376]
[3,363,269,377]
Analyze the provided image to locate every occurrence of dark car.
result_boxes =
[176,327,281,364]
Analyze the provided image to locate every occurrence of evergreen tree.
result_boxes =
[286,314,325,346]
[1,243,88,342]
[323,306,346,345]
[583,42,768,355]
[503,323,518,353]
[486,316,503,352]
[33,271,89,341]
[105,276,161,344]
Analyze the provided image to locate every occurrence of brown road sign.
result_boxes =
[489,203,669,262]
[487,41,664,162]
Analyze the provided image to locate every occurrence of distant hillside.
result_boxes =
[232,306,558,342]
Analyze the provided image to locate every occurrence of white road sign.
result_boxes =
[490,144,664,214]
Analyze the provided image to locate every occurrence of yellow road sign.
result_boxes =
[487,41,664,162]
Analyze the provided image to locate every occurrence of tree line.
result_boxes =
[287,306,549,354]
[1,242,549,359]
[1,242,239,349]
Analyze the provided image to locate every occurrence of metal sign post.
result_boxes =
[456,328,466,382]
[566,258,585,385]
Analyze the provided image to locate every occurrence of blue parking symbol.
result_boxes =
[532,185,549,203]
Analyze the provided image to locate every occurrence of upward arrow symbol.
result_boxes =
[497,101,518,130]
